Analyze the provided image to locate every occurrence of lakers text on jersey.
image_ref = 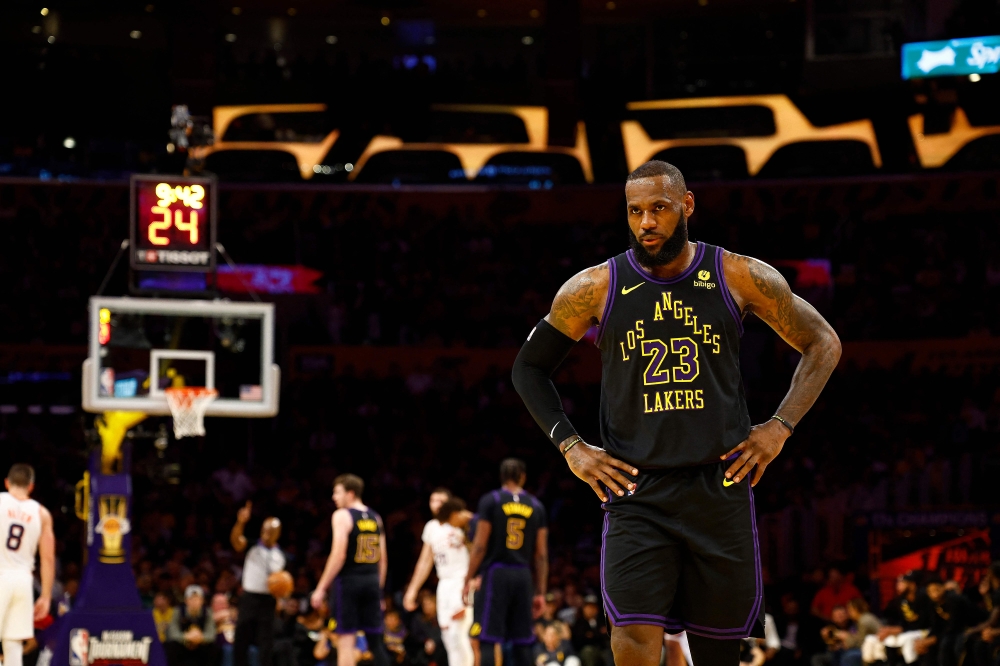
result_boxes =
[596,242,751,468]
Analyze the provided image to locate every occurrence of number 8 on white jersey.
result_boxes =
[0,493,42,571]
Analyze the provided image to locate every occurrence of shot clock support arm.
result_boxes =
[97,240,130,296]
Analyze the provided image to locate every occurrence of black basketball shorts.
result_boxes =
[601,460,765,639]
[470,564,535,645]
[330,575,383,635]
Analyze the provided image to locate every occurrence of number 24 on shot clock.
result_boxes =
[130,174,217,272]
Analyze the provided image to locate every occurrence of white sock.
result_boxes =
[3,639,24,666]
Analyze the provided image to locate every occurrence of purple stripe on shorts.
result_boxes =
[601,511,674,624]
[715,245,744,336]
[595,257,617,348]
[481,566,495,638]
[678,482,763,637]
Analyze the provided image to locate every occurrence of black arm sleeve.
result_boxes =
[511,319,579,448]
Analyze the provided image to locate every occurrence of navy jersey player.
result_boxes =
[463,459,548,666]
[511,161,841,665]
[311,474,389,666]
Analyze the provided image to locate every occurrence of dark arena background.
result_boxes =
[1,1,1000,666]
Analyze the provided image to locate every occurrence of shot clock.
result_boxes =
[130,174,217,272]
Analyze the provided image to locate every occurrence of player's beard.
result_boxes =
[628,213,689,266]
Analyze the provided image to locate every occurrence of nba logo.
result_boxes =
[69,628,90,666]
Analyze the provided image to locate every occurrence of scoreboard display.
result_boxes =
[130,174,217,272]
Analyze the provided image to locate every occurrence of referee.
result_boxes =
[230,501,285,666]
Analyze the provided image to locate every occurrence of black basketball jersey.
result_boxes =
[596,242,751,469]
[476,488,547,569]
[341,507,382,577]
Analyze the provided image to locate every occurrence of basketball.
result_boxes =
[267,571,294,599]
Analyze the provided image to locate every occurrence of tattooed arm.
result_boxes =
[719,251,842,486]
[543,263,610,339]
[512,263,637,501]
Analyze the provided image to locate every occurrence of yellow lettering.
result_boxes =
[702,323,712,344]
[683,307,694,327]
[643,393,653,413]
[635,320,645,339]
[675,391,685,410]
[695,390,704,409]
[673,299,684,319]
[661,291,672,312]
[627,330,636,350]
[663,391,674,410]
[712,334,721,354]
[654,392,663,412]
[502,502,534,518]
[620,342,630,361]
[685,390,695,410]
[654,303,663,321]
[691,315,701,334]
[355,519,378,532]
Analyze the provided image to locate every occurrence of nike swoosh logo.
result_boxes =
[621,282,645,295]
[550,423,559,438]
[723,479,735,487]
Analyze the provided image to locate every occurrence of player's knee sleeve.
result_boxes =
[3,639,24,666]
[685,634,740,666]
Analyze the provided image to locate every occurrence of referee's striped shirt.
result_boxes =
[242,542,285,594]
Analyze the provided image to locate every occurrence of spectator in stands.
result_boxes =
[811,567,863,622]
[534,593,561,626]
[811,605,853,666]
[154,592,176,643]
[876,572,936,665]
[409,591,444,666]
[289,601,331,666]
[773,592,822,665]
[274,597,303,666]
[570,595,609,666]
[842,598,880,662]
[165,585,220,666]
[383,609,408,665]
[534,623,579,666]
[963,564,1000,666]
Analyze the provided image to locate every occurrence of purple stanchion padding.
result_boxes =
[41,446,167,666]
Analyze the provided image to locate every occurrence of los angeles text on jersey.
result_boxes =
[617,289,721,413]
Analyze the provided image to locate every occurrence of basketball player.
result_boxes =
[0,464,55,666]
[511,160,842,665]
[403,494,474,666]
[462,459,548,666]
[310,474,389,666]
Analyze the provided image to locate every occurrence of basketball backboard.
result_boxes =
[82,297,279,417]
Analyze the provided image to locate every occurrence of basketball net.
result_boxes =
[165,387,218,438]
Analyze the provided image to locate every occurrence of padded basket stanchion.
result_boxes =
[165,387,218,438]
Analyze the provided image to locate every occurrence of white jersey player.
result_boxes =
[403,491,474,666]
[0,464,55,666]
